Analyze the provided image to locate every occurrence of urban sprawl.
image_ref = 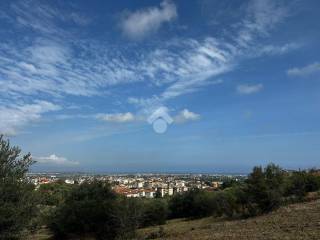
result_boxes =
[27,173,247,198]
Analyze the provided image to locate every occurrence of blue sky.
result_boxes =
[0,0,320,173]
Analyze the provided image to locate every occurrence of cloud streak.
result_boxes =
[96,112,136,123]
[237,83,263,95]
[0,101,60,135]
[33,154,79,165]
[174,109,200,123]
[287,62,320,77]
[95,108,201,125]
[120,0,177,39]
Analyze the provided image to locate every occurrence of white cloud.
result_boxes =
[29,40,70,65]
[33,154,79,165]
[120,0,177,39]
[17,62,37,73]
[0,36,231,108]
[126,0,292,108]
[96,112,136,123]
[0,0,293,102]
[0,0,297,135]
[287,62,320,77]
[0,101,60,135]
[174,109,200,123]
[236,0,288,48]
[9,1,89,36]
[252,43,301,57]
[95,108,200,125]
[237,83,263,94]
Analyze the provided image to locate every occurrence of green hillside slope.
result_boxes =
[138,200,320,240]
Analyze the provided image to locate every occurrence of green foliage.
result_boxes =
[168,188,240,220]
[112,197,144,238]
[285,171,320,199]
[212,189,239,218]
[168,189,203,219]
[37,182,74,206]
[0,135,36,240]
[243,164,285,216]
[141,199,168,227]
[221,179,239,189]
[167,164,319,220]
[48,181,139,239]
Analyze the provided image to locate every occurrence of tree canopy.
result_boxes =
[0,135,36,240]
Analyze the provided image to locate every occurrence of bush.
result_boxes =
[168,189,211,219]
[167,164,320,220]
[142,199,168,227]
[168,164,288,220]
[0,135,36,240]
[48,181,138,240]
[37,182,74,206]
[168,189,232,219]
[212,189,239,218]
[285,171,320,199]
[221,179,239,189]
[192,191,215,218]
[243,164,285,216]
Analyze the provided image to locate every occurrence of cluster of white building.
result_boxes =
[112,176,223,198]
[27,173,227,198]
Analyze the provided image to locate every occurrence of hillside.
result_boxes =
[137,200,320,240]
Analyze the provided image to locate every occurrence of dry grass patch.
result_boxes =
[137,200,320,240]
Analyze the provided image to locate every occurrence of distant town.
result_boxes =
[26,172,248,198]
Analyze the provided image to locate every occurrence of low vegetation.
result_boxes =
[138,199,320,240]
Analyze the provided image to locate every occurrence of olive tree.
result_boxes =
[0,135,36,239]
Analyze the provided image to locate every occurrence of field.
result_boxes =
[137,199,320,240]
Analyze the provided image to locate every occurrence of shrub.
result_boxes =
[244,164,285,216]
[142,199,168,227]
[168,189,207,219]
[168,187,242,219]
[285,171,320,199]
[48,181,137,240]
[0,135,36,240]
[37,182,74,206]
[212,189,238,218]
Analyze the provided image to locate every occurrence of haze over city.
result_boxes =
[1,0,320,173]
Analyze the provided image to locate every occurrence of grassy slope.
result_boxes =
[137,200,320,240]
[29,200,320,240]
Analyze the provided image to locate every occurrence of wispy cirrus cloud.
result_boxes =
[96,112,136,123]
[287,62,320,77]
[120,0,177,39]
[33,154,79,165]
[0,101,60,136]
[0,0,299,135]
[257,43,301,56]
[94,108,200,125]
[9,0,90,36]
[0,0,294,101]
[127,0,292,109]
[237,83,263,95]
[235,0,288,49]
